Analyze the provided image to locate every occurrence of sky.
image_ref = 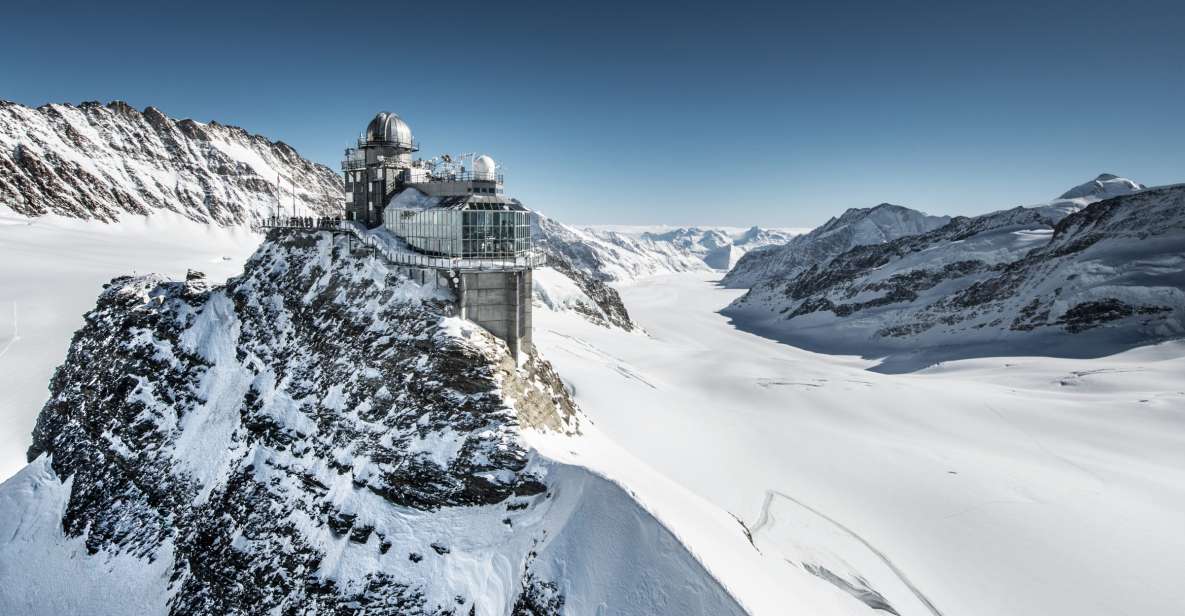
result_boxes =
[2,0,1183,228]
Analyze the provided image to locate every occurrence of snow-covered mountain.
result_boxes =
[0,231,746,615]
[537,216,712,282]
[722,204,951,288]
[530,215,713,329]
[724,176,1183,367]
[0,100,341,224]
[0,99,347,478]
[1058,172,1145,200]
[638,226,798,270]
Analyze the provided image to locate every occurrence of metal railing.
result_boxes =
[407,171,503,184]
[337,160,505,186]
[356,136,418,150]
[340,157,411,172]
[347,221,544,272]
[261,216,345,231]
[260,218,544,272]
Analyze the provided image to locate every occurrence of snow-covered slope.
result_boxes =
[0,100,341,224]
[725,177,1182,368]
[0,231,747,615]
[722,204,952,288]
[534,272,1185,616]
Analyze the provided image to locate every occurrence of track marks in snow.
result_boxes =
[984,405,1105,488]
[546,329,657,389]
[755,377,824,390]
[749,489,945,616]
[754,377,874,391]
[1056,368,1146,387]
[0,303,18,361]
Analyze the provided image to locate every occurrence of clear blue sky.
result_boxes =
[3,0,1183,227]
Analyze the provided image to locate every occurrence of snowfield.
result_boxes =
[532,271,1185,616]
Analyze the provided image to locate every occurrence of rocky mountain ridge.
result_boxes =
[0,100,341,225]
[639,226,797,269]
[724,177,1183,368]
[722,203,951,288]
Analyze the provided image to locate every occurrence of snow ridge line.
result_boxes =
[750,489,945,616]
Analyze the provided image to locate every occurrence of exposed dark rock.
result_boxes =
[0,100,341,224]
[22,231,579,614]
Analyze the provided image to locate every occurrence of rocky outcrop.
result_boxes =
[539,257,635,330]
[0,100,341,224]
[1,230,746,615]
[23,230,576,612]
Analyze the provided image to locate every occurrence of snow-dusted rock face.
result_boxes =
[725,182,1185,367]
[533,262,635,331]
[641,226,796,270]
[537,216,711,282]
[532,219,795,328]
[722,204,951,288]
[531,216,713,330]
[0,231,744,615]
[0,100,341,225]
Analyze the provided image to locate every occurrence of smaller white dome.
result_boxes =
[473,154,497,180]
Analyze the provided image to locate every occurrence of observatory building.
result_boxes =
[341,112,541,359]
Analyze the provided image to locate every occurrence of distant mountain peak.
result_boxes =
[722,203,951,288]
[1058,173,1144,201]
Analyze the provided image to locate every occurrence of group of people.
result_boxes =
[264,215,343,229]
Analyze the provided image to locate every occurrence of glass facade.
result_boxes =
[384,206,533,259]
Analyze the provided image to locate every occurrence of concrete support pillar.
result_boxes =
[457,270,532,361]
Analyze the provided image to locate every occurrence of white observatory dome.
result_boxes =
[365,112,413,146]
[473,154,497,180]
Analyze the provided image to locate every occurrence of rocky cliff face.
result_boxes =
[724,180,1184,366]
[722,204,951,288]
[0,100,341,224]
[0,231,744,615]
